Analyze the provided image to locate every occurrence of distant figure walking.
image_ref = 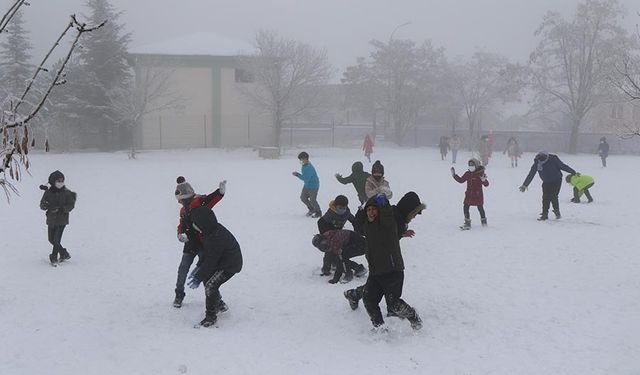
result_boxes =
[438,136,450,161]
[597,137,609,167]
[39,170,76,266]
[363,134,374,163]
[503,136,522,168]
[478,135,492,167]
[449,134,461,164]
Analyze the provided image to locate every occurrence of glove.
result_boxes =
[187,276,201,289]
[402,229,415,238]
[374,193,386,206]
[219,180,227,195]
[177,233,189,243]
[334,173,341,178]
[292,171,300,177]
[450,167,455,176]
[519,185,527,192]
[480,174,487,182]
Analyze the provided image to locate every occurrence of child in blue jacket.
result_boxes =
[292,151,321,217]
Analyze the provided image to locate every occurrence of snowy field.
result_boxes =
[0,146,638,375]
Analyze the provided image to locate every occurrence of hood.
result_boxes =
[371,160,384,175]
[48,170,65,185]
[351,161,364,173]
[396,192,424,219]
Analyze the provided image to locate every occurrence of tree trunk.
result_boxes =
[273,113,282,148]
[568,118,580,154]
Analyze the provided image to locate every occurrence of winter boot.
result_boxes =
[553,210,561,219]
[341,271,353,283]
[570,198,580,203]
[311,211,322,218]
[460,218,471,230]
[343,289,360,310]
[537,213,548,221]
[392,300,423,330]
[305,211,314,217]
[173,293,185,308]
[481,218,487,227]
[199,314,217,327]
[354,264,368,278]
[59,249,71,262]
[49,253,58,265]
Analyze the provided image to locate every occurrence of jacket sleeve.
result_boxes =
[523,163,537,186]
[557,158,576,175]
[453,172,467,183]
[202,189,224,209]
[297,165,315,184]
[335,173,353,184]
[378,201,395,230]
[39,191,49,211]
[353,208,366,235]
[62,191,76,213]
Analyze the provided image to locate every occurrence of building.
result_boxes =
[129,32,272,149]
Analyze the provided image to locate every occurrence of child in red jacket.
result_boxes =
[451,158,489,229]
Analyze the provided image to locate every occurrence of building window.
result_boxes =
[235,68,254,83]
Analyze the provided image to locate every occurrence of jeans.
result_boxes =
[175,252,200,296]
[541,180,562,215]
[47,225,66,256]
[300,188,321,214]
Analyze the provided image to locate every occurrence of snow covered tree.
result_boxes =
[241,30,332,148]
[452,51,525,149]
[343,39,447,145]
[529,0,635,153]
[0,8,32,103]
[74,0,132,150]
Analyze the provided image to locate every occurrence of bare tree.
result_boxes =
[343,39,447,145]
[110,60,183,158]
[529,0,634,153]
[241,30,332,148]
[453,51,524,149]
[0,0,105,201]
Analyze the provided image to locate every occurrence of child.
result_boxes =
[39,170,76,266]
[292,151,321,218]
[449,134,461,164]
[438,136,450,161]
[451,159,489,229]
[173,176,226,308]
[504,136,522,167]
[478,135,492,166]
[177,179,242,328]
[312,229,367,284]
[597,137,609,167]
[316,195,362,276]
[365,160,392,199]
[344,194,422,330]
[363,134,374,163]
[565,173,594,203]
[335,162,370,205]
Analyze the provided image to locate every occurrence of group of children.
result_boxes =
[36,140,599,330]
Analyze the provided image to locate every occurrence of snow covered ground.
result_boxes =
[0,147,638,375]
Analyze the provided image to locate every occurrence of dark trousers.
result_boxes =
[541,180,562,215]
[300,188,321,214]
[463,204,486,220]
[204,270,235,318]
[573,183,594,202]
[175,251,200,297]
[362,271,415,327]
[47,225,66,257]
[601,156,607,167]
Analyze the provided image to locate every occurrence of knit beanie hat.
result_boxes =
[371,160,384,175]
[175,176,195,200]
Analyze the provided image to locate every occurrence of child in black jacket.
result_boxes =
[317,195,355,276]
[39,170,76,266]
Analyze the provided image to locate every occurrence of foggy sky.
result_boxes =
[4,0,639,73]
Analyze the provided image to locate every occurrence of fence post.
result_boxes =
[332,118,335,147]
[204,114,207,148]
[158,115,163,149]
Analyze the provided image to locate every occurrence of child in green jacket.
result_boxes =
[565,173,594,203]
